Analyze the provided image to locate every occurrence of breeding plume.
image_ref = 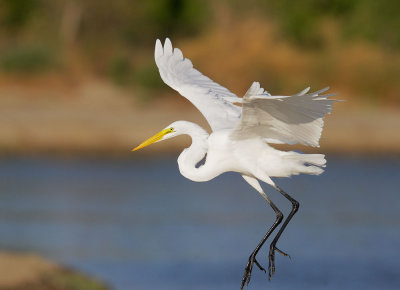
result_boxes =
[133,38,336,289]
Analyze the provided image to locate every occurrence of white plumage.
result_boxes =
[155,39,241,132]
[154,38,335,146]
[133,38,337,289]
[233,83,335,146]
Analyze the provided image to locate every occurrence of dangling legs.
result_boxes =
[240,176,284,289]
[268,185,300,279]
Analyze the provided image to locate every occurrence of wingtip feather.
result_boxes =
[155,39,163,59]
[174,47,183,60]
[314,87,330,95]
[164,38,173,56]
[296,87,311,96]
[244,81,269,97]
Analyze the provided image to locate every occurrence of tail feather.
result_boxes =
[284,153,326,176]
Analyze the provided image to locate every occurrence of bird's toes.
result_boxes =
[240,271,251,289]
[268,250,275,280]
[275,247,291,259]
[254,258,266,273]
[241,255,258,289]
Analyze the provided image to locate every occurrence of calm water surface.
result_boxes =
[0,156,399,290]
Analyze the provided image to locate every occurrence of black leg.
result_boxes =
[241,199,283,290]
[268,185,299,279]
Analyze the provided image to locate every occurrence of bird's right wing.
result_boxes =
[155,38,242,132]
[230,82,337,147]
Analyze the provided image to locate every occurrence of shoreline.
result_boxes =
[0,79,399,156]
[0,251,108,290]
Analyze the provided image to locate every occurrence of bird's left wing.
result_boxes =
[155,38,242,132]
[230,82,337,147]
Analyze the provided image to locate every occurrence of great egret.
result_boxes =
[133,38,336,289]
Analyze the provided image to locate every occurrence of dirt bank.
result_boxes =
[0,77,398,156]
[0,251,107,290]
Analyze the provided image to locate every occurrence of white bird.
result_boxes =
[132,38,336,289]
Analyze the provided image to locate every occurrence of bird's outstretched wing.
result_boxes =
[155,38,241,132]
[230,82,336,147]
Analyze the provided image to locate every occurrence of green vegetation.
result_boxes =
[0,0,398,104]
[1,0,397,58]
[108,54,133,86]
[46,269,109,290]
[265,0,400,49]
[0,0,40,30]
[0,45,54,73]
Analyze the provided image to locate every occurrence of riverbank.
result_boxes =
[0,251,108,290]
[0,76,398,156]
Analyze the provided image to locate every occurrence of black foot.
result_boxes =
[241,255,266,290]
[268,244,290,279]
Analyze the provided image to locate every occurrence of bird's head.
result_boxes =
[132,122,181,151]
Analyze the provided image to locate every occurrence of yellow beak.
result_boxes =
[132,128,171,151]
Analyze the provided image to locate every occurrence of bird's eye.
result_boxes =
[170,127,174,132]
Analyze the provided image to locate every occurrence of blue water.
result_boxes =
[0,156,399,290]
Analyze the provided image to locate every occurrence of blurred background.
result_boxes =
[0,0,399,289]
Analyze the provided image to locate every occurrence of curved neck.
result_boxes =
[176,122,214,182]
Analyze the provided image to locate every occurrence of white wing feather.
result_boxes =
[231,83,336,147]
[155,38,241,132]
